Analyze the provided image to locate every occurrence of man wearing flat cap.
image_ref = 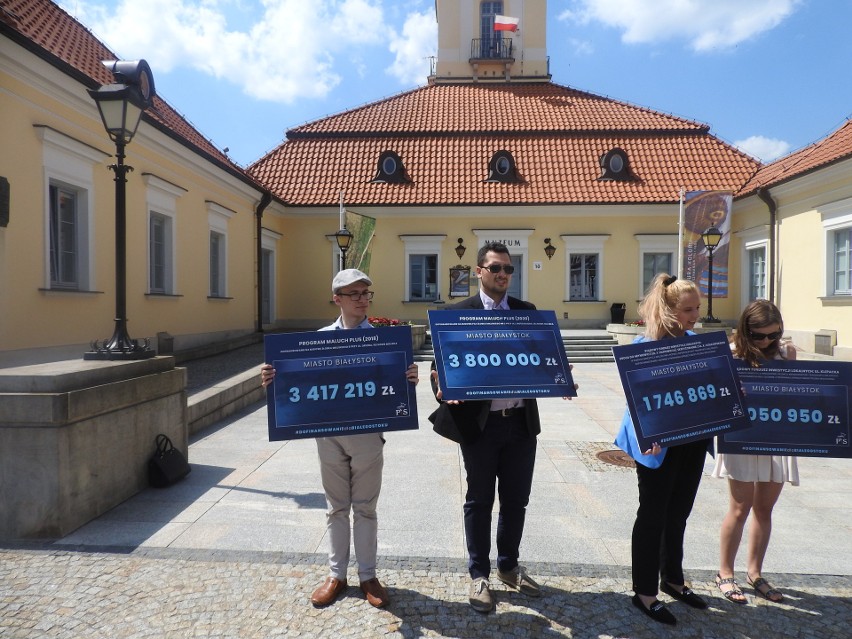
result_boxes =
[262,269,418,609]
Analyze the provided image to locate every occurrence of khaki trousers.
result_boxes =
[316,433,384,581]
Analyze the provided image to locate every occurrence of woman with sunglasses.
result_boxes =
[713,299,797,605]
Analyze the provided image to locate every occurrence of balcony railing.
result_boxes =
[470,37,514,61]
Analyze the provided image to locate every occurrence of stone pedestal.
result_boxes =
[0,357,187,539]
[410,324,427,351]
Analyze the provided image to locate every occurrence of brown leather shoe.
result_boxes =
[310,577,347,607]
[360,577,390,608]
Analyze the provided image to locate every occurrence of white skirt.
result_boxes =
[712,453,799,486]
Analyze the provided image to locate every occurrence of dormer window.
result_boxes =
[599,148,633,181]
[486,150,520,183]
[372,150,409,183]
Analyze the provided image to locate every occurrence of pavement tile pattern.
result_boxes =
[2,344,850,638]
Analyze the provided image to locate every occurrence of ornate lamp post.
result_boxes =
[701,225,723,323]
[84,60,157,360]
[334,227,353,270]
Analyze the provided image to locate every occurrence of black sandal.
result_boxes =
[748,575,783,603]
[715,573,747,604]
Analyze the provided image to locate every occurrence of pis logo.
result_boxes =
[395,403,409,416]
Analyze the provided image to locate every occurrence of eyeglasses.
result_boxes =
[749,329,782,341]
[480,264,515,274]
[336,290,375,301]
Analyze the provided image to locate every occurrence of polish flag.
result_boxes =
[494,15,519,32]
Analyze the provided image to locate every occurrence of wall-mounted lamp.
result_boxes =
[455,238,466,259]
[334,227,353,269]
[544,237,556,260]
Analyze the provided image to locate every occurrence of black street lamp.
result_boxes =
[701,225,723,323]
[334,227,353,270]
[84,60,157,360]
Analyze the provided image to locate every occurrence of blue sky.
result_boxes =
[59,0,852,168]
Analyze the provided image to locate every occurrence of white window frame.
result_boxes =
[400,235,446,302]
[735,225,770,307]
[821,200,852,297]
[560,235,610,301]
[261,228,281,324]
[37,126,107,291]
[48,181,83,289]
[149,212,171,294]
[635,234,677,297]
[144,174,185,295]
[207,202,235,298]
[747,243,768,301]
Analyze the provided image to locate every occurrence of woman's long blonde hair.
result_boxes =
[638,273,700,340]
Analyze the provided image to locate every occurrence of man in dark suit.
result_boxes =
[429,241,542,613]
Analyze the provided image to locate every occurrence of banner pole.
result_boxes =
[677,187,685,279]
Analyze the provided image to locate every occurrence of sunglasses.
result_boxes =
[749,330,782,341]
[480,264,515,274]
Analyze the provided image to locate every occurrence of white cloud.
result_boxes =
[387,10,437,86]
[568,38,595,56]
[561,0,801,51]
[734,135,791,161]
[59,0,393,103]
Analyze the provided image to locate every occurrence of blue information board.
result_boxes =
[718,360,851,458]
[428,309,576,401]
[613,331,751,450]
[264,326,418,441]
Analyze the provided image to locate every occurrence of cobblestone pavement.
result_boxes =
[3,343,850,638]
[2,545,850,639]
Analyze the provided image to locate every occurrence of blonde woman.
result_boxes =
[615,274,712,626]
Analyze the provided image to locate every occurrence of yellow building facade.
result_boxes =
[1,0,849,364]
[0,0,274,365]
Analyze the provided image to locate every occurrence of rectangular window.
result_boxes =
[748,246,767,301]
[834,228,852,294]
[210,230,225,297]
[642,252,672,293]
[570,254,598,300]
[150,213,167,293]
[49,183,79,288]
[409,254,438,301]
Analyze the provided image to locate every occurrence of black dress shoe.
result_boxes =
[660,581,708,609]
[632,594,677,625]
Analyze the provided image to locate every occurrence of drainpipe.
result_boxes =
[255,191,273,333]
[756,187,777,304]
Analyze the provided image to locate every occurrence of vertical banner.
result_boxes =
[344,210,376,274]
[681,191,732,298]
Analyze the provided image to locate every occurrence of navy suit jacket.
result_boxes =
[428,294,542,445]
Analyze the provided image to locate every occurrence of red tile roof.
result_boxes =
[250,83,760,207]
[1,0,251,182]
[738,119,852,196]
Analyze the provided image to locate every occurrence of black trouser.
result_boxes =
[460,410,536,579]
[631,439,708,596]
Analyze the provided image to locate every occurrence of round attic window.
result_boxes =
[382,155,398,175]
[608,153,624,173]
